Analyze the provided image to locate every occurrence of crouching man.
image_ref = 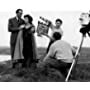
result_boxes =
[37,32,76,77]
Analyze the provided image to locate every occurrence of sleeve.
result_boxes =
[71,46,77,56]
[60,29,63,36]
[50,23,55,30]
[8,19,19,32]
[31,25,35,33]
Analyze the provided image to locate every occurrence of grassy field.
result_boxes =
[0,47,90,82]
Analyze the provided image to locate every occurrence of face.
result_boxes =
[55,21,62,28]
[16,10,23,19]
[24,17,29,24]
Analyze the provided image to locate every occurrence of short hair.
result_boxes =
[55,18,63,24]
[53,32,62,40]
[16,9,23,14]
[24,14,33,24]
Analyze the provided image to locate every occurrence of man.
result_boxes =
[37,32,76,77]
[46,18,63,53]
[8,9,25,68]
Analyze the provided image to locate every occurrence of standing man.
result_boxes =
[8,9,25,68]
[46,18,63,53]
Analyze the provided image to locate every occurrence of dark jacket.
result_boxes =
[8,17,24,45]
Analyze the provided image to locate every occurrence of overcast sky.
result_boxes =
[0,0,90,47]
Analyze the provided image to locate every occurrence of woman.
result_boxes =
[22,14,37,68]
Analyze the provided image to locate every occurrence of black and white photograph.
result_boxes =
[0,0,90,89]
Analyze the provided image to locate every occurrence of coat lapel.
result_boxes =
[13,17,19,26]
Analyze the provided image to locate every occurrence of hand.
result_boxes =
[77,53,80,57]
[25,25,30,29]
[31,27,35,33]
[40,16,51,25]
[19,25,25,30]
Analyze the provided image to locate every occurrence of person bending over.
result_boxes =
[37,32,76,77]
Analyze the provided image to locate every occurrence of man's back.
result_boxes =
[50,40,74,63]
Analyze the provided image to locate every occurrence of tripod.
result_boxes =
[65,34,85,82]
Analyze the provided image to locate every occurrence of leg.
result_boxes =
[48,59,71,77]
[37,58,60,70]
[22,58,27,68]
[10,43,17,68]
[58,62,71,77]
[41,59,71,77]
[10,43,15,60]
[37,59,65,79]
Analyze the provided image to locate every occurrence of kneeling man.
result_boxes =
[37,32,76,77]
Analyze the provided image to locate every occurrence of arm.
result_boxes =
[45,20,54,30]
[58,28,63,36]
[71,47,77,56]
[42,33,55,41]
[40,16,54,30]
[8,19,20,32]
[31,25,35,33]
[43,45,54,62]
[8,19,25,32]
[47,21,54,30]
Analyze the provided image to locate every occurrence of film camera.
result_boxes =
[79,13,90,36]
[37,16,51,37]
[79,13,90,25]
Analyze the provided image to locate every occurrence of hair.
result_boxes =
[52,32,62,40]
[24,14,33,24]
[55,18,63,24]
[16,9,23,14]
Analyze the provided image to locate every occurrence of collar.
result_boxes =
[16,16,19,20]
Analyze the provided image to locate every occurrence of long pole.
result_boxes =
[65,35,85,82]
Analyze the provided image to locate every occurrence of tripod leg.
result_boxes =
[65,35,85,82]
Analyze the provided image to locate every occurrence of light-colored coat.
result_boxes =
[13,30,24,60]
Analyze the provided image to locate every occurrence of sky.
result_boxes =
[0,0,90,47]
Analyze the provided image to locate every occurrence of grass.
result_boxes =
[0,47,90,82]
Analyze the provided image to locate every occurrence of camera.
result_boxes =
[79,12,90,36]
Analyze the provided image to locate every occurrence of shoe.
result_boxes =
[34,59,39,63]
[18,59,24,63]
[12,62,17,68]
[32,63,37,69]
[22,63,26,68]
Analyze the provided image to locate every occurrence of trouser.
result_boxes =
[38,59,71,77]
[46,39,54,53]
[10,43,16,60]
[10,33,18,60]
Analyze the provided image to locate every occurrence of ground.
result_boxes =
[0,47,90,82]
